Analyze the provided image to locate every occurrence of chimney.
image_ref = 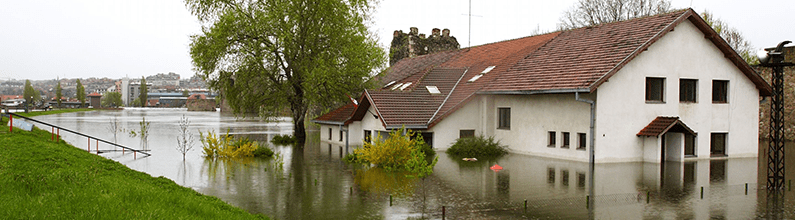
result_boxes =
[409,27,418,36]
[442,28,450,37]
[393,30,401,37]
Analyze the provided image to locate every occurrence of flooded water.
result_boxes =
[32,109,795,219]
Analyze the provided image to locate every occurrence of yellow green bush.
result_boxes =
[352,128,437,178]
[199,130,265,158]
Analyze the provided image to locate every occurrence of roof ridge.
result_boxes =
[428,68,468,124]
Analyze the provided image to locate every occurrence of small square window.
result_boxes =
[548,131,556,147]
[679,79,697,102]
[562,132,570,148]
[498,108,511,129]
[460,130,475,138]
[646,77,665,102]
[712,80,729,103]
[577,133,587,150]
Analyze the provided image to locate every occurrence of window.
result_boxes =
[498,108,511,129]
[646,77,665,102]
[562,132,570,148]
[460,130,475,138]
[364,130,371,144]
[328,128,332,140]
[710,133,727,157]
[561,169,569,186]
[712,80,729,103]
[684,134,696,157]
[577,133,587,150]
[679,79,697,102]
[548,131,556,147]
[339,130,343,141]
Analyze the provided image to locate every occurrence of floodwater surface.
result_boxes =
[32,109,795,219]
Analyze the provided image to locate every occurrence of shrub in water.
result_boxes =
[252,145,274,158]
[200,130,270,158]
[271,134,296,145]
[353,128,437,178]
[446,135,508,158]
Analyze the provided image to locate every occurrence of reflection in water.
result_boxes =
[31,109,795,219]
[353,167,418,197]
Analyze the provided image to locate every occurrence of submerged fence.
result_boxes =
[5,112,150,158]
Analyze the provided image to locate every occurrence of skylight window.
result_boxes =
[468,66,496,83]
[399,82,412,90]
[383,81,396,88]
[482,66,496,74]
[391,83,403,90]
[467,74,483,83]
[426,86,441,94]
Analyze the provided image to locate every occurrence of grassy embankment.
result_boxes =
[0,112,267,219]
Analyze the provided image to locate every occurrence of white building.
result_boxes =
[313,9,771,163]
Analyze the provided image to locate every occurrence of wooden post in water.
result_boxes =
[442,206,445,220]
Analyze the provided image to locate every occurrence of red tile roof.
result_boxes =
[313,102,357,125]
[637,116,696,136]
[88,92,102,97]
[314,8,772,128]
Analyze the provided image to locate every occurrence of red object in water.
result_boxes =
[490,164,503,172]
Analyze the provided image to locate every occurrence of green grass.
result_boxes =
[0,116,268,219]
[13,108,95,117]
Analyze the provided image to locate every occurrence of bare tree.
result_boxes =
[176,115,195,160]
[106,116,121,144]
[700,11,756,64]
[558,0,672,29]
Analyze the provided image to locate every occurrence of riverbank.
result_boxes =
[0,115,267,219]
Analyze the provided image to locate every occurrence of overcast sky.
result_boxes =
[0,0,792,81]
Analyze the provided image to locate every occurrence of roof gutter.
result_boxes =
[386,124,428,130]
[477,88,590,95]
[310,120,344,126]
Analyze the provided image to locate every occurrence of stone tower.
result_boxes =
[389,27,459,66]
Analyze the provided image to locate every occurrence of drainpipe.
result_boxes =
[576,91,596,211]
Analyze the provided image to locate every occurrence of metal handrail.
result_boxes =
[7,112,151,156]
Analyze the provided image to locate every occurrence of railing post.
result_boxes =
[96,139,99,154]
[51,127,54,141]
[57,128,60,141]
[87,138,90,152]
[8,114,12,132]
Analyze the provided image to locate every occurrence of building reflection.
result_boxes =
[432,153,759,219]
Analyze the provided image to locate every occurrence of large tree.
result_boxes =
[558,0,672,29]
[139,77,148,107]
[55,81,62,108]
[700,11,756,64]
[23,80,36,105]
[187,0,385,145]
[102,91,124,107]
[76,79,86,107]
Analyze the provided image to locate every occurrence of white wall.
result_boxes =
[595,19,761,162]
